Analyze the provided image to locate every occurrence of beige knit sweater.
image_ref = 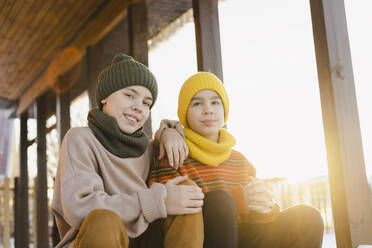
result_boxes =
[52,127,167,248]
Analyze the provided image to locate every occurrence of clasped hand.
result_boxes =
[243,177,276,214]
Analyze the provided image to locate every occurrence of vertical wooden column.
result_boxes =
[87,43,104,110]
[15,112,29,248]
[192,0,223,81]
[3,177,10,248]
[56,92,71,145]
[309,0,372,247]
[36,95,49,248]
[53,91,71,246]
[128,0,152,137]
[87,18,130,110]
[13,178,19,246]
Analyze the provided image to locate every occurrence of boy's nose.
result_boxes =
[131,101,143,113]
[203,105,214,114]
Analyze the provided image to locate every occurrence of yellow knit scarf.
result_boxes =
[184,128,236,166]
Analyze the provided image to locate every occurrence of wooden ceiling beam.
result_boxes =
[17,0,137,115]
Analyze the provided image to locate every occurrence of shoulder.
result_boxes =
[63,127,95,144]
[230,150,255,166]
[230,149,248,160]
[61,127,99,153]
[65,126,94,138]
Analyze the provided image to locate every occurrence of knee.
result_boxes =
[84,209,124,229]
[288,205,324,233]
[204,190,237,217]
[179,178,198,186]
[75,209,128,248]
[205,190,236,208]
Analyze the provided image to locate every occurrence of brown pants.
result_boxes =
[74,180,203,248]
[73,208,203,248]
[238,204,324,248]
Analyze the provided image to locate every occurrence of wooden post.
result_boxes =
[87,43,104,110]
[54,91,71,246]
[15,112,29,247]
[309,0,372,246]
[33,177,38,247]
[128,0,152,137]
[56,91,71,145]
[36,95,49,248]
[192,0,223,81]
[3,177,11,248]
[87,18,130,110]
[13,177,19,247]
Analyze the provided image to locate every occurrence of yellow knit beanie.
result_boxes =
[178,72,229,128]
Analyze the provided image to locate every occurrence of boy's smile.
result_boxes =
[187,89,224,142]
[101,85,153,134]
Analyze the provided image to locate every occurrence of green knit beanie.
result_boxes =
[96,53,158,110]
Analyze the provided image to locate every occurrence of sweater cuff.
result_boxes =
[137,183,167,223]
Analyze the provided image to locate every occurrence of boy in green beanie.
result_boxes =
[52,54,204,248]
[149,72,324,248]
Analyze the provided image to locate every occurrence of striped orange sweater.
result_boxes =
[148,149,279,224]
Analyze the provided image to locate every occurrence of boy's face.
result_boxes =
[101,85,153,134]
[187,89,224,142]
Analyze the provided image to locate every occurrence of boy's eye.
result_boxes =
[124,93,134,99]
[212,101,221,105]
[143,101,151,107]
[192,102,202,107]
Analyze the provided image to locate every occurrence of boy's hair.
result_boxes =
[96,53,158,110]
[177,72,229,128]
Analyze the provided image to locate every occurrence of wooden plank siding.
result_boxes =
[17,0,136,115]
[309,0,372,247]
[6,1,92,99]
[10,0,98,94]
[1,0,99,100]
[0,0,55,99]
[192,0,223,80]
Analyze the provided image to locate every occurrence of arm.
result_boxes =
[154,119,189,169]
[242,177,280,223]
[55,131,167,232]
[228,160,279,224]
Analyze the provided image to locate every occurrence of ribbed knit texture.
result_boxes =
[184,128,236,166]
[87,108,149,158]
[149,150,279,224]
[96,53,158,110]
[178,72,229,127]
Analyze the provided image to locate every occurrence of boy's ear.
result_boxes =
[101,98,107,105]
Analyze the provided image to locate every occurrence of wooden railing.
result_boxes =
[0,176,338,246]
[267,178,334,232]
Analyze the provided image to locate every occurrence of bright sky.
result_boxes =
[149,0,372,182]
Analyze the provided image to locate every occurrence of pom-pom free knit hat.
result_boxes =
[178,72,229,127]
[96,53,158,110]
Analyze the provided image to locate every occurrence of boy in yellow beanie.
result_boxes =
[149,72,324,248]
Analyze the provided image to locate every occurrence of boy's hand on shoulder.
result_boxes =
[159,128,189,169]
[243,177,276,214]
[164,176,204,215]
